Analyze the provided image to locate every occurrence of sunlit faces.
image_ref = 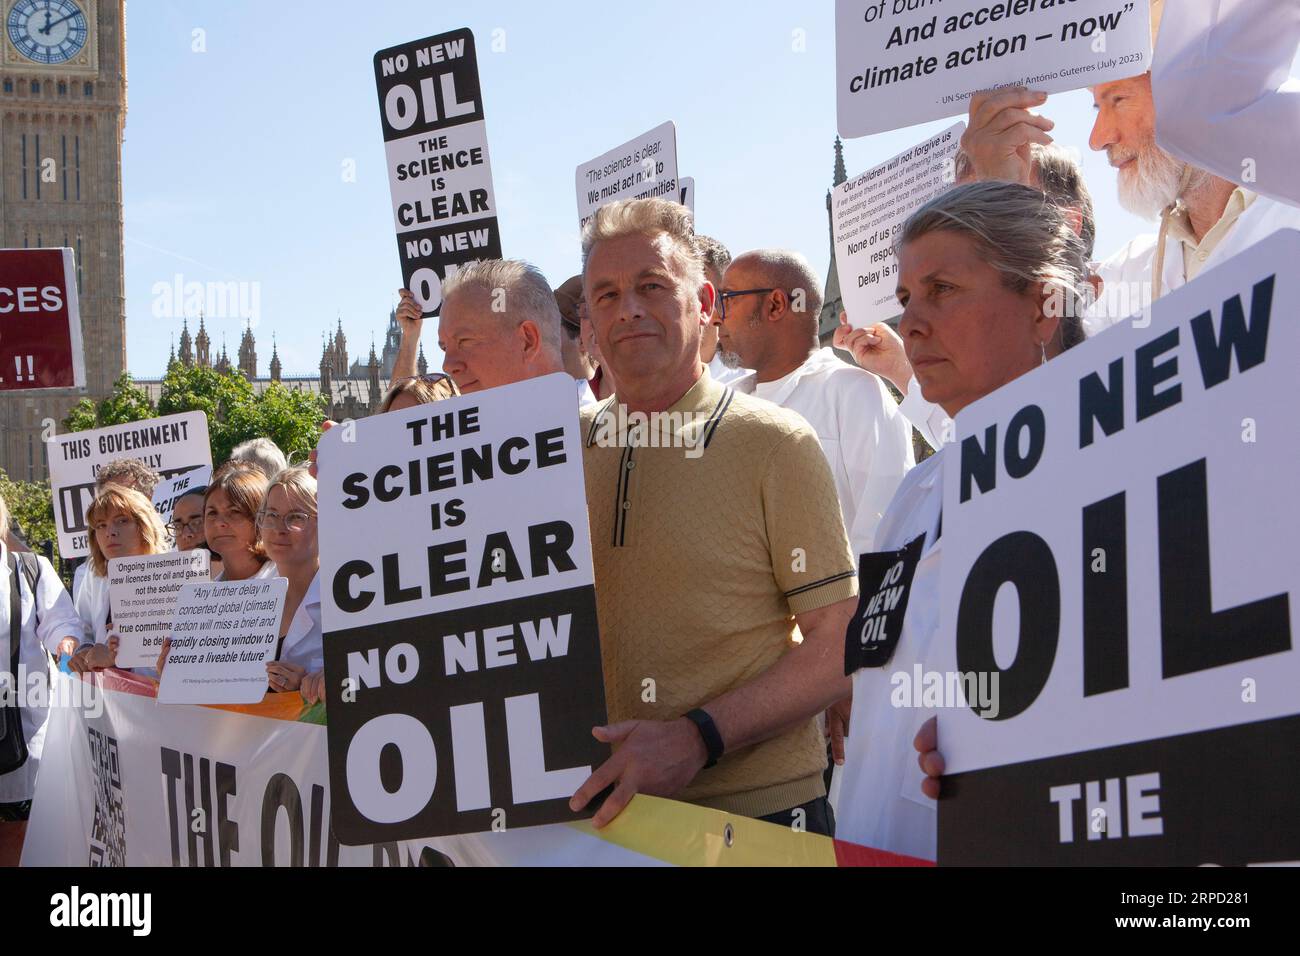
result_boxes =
[896,230,1050,418]
[715,259,773,371]
[437,284,532,394]
[257,485,317,568]
[1089,74,1187,219]
[93,509,143,562]
[584,232,712,388]
[203,487,257,564]
[171,494,206,552]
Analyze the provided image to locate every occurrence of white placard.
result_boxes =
[107,550,211,669]
[836,0,1152,137]
[151,464,212,532]
[576,121,679,230]
[47,412,212,558]
[679,176,695,214]
[834,122,965,329]
[158,577,288,705]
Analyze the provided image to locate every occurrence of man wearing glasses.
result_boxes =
[569,198,859,835]
[717,250,914,556]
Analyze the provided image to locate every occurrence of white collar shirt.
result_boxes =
[278,571,323,673]
[752,347,914,555]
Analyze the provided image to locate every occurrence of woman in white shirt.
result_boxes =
[256,465,322,694]
[834,181,1095,860]
[0,493,84,864]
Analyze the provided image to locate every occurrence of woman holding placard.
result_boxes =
[68,486,171,674]
[256,465,322,694]
[833,181,1096,861]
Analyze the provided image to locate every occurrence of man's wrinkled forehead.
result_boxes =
[1089,72,1150,107]
[439,284,504,336]
[587,231,684,288]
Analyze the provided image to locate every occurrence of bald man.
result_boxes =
[717,249,913,555]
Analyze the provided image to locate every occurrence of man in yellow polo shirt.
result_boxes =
[568,198,859,835]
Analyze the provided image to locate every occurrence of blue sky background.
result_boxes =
[122,0,1158,378]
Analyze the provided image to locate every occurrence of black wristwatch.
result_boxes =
[684,708,725,769]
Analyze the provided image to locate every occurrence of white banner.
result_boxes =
[47,412,212,558]
[834,122,965,329]
[934,230,1300,865]
[107,550,211,669]
[835,0,1152,137]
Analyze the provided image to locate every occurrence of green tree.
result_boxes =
[63,372,156,432]
[0,469,57,554]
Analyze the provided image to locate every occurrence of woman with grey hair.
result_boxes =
[832,181,1096,861]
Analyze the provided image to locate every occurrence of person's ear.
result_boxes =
[698,280,716,328]
[518,320,542,360]
[1063,206,1085,240]
[1034,282,1064,350]
[768,288,789,322]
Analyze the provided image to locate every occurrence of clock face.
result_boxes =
[7,0,89,65]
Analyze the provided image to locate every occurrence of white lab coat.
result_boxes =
[1087,193,1300,333]
[71,560,110,646]
[278,571,323,674]
[1153,0,1300,208]
[752,347,914,555]
[833,451,944,861]
[707,354,756,394]
[0,543,85,803]
[898,375,952,451]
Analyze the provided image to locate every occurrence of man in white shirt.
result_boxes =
[717,249,914,554]
[1153,0,1300,208]
[694,235,756,394]
[959,0,1300,333]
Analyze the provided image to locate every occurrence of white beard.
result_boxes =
[718,350,744,369]
[1114,143,1188,219]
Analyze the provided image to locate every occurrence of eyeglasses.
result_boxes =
[256,510,315,533]
[166,517,205,536]
[717,288,775,320]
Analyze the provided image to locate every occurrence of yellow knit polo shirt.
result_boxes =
[580,369,858,819]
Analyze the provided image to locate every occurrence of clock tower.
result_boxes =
[0,0,126,480]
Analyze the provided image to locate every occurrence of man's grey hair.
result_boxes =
[693,235,732,287]
[229,438,288,481]
[900,180,1091,349]
[736,249,824,333]
[442,259,563,356]
[95,457,161,496]
[581,198,704,294]
[953,144,1096,259]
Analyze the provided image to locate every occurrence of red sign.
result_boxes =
[0,248,85,391]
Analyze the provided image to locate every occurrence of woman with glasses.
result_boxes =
[168,485,222,579]
[256,465,321,694]
[67,485,171,674]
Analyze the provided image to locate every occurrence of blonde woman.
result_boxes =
[256,466,321,694]
[68,486,170,673]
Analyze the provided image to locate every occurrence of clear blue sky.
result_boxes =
[122,0,1155,379]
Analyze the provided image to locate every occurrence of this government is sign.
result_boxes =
[317,373,607,843]
[936,230,1300,865]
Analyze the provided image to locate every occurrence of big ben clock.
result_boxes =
[4,0,96,70]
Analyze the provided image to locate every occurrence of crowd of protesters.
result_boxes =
[0,0,1296,865]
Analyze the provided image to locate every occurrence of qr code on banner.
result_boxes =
[87,728,126,867]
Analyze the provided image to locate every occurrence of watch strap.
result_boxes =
[684,708,724,769]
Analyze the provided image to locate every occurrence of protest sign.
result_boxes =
[151,464,211,532]
[935,230,1300,865]
[23,672,920,867]
[834,122,964,329]
[0,247,86,391]
[107,550,211,670]
[835,0,1152,137]
[576,121,679,230]
[317,372,607,842]
[158,577,288,705]
[375,28,502,317]
[47,411,212,558]
[680,176,695,214]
